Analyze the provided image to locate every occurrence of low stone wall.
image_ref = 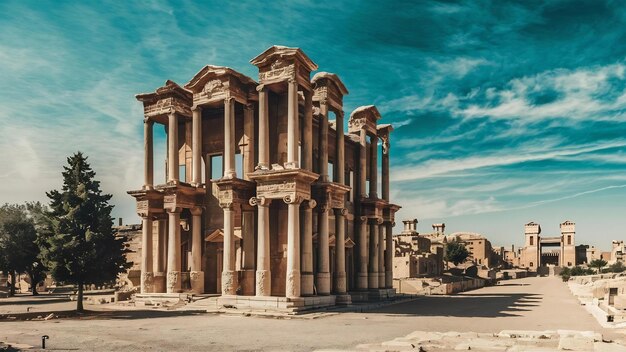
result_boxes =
[394,277,486,295]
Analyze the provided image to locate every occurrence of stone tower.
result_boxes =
[560,220,576,267]
[521,222,541,269]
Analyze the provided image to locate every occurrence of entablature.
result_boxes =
[136,80,192,123]
[185,65,257,107]
[348,105,381,135]
[248,168,319,203]
[312,72,348,113]
[250,45,317,92]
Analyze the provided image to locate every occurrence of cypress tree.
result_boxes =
[41,152,130,311]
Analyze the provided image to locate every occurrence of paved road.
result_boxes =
[0,276,616,351]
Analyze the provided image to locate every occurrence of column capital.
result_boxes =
[224,96,235,104]
[249,196,271,207]
[190,207,203,216]
[244,102,254,111]
[191,104,202,112]
[143,117,154,125]
[256,84,266,92]
[166,207,182,214]
[334,208,348,216]
[304,199,317,209]
[359,216,368,222]
[283,195,303,205]
[287,77,298,85]
[381,134,390,154]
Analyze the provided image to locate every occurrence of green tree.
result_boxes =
[0,204,47,296]
[589,259,608,274]
[40,152,130,311]
[608,261,626,273]
[445,241,469,266]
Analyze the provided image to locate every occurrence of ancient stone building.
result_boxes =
[393,219,443,278]
[519,221,577,269]
[128,46,400,310]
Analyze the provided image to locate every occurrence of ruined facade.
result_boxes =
[393,219,443,278]
[128,46,399,309]
[519,221,577,269]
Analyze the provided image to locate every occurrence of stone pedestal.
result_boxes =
[166,271,181,293]
[240,269,255,296]
[140,272,154,294]
[316,272,331,295]
[153,272,166,293]
[190,271,204,294]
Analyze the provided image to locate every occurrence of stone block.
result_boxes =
[558,336,594,351]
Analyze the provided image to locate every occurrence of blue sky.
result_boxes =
[2,0,626,250]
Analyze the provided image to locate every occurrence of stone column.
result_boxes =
[357,216,368,290]
[385,221,393,288]
[257,86,270,170]
[140,216,154,293]
[251,197,271,296]
[286,79,299,169]
[334,208,347,294]
[382,137,390,201]
[369,135,378,199]
[190,207,204,294]
[359,129,367,197]
[301,200,315,296]
[368,219,379,289]
[378,222,385,288]
[302,91,313,171]
[316,202,331,295]
[335,111,345,184]
[285,196,303,298]
[167,113,179,183]
[224,97,236,179]
[319,100,329,181]
[241,209,255,295]
[192,106,202,186]
[144,119,154,189]
[153,218,166,293]
[243,104,255,180]
[166,209,181,293]
[222,204,237,295]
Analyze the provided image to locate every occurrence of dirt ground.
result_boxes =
[1,276,621,351]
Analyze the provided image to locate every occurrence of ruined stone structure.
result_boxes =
[128,46,400,310]
[519,221,577,269]
[393,219,443,278]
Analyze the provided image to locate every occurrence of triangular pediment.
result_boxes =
[185,65,256,93]
[312,72,349,96]
[250,45,318,72]
[348,105,381,134]
[136,80,192,103]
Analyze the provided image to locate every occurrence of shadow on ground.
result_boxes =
[369,293,543,318]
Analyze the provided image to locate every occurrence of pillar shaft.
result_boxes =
[385,222,393,288]
[319,101,329,181]
[222,206,237,295]
[166,210,181,293]
[255,198,271,296]
[334,111,345,184]
[190,207,204,294]
[357,216,368,290]
[224,98,236,178]
[301,201,314,296]
[287,79,299,168]
[167,113,179,183]
[154,219,166,273]
[378,224,385,288]
[302,91,313,170]
[382,141,390,201]
[140,216,153,293]
[317,206,331,295]
[192,106,202,185]
[144,120,154,189]
[243,104,255,180]
[286,199,301,298]
[359,129,367,197]
[369,135,378,198]
[334,209,347,294]
[258,86,270,170]
[368,221,379,289]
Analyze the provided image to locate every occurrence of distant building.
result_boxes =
[393,219,443,278]
[518,220,577,269]
[610,241,626,264]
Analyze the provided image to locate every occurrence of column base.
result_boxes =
[166,271,181,293]
[222,270,238,295]
[140,272,154,294]
[240,269,255,296]
[368,272,379,289]
[153,272,166,293]
[255,269,271,296]
[378,273,385,289]
[190,271,205,294]
[316,272,331,295]
[286,269,301,299]
[357,272,369,291]
[301,272,314,296]
[333,271,347,295]
[335,293,352,305]
[385,270,393,289]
